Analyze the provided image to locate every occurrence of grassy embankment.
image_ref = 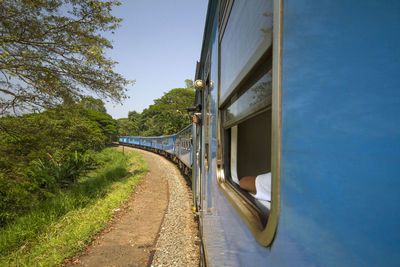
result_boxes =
[0,148,147,266]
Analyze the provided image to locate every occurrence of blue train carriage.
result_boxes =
[119,134,176,158]
[128,137,134,145]
[154,134,176,157]
[133,137,140,145]
[120,136,126,144]
[162,135,175,155]
[175,124,193,177]
[153,137,163,150]
[140,137,152,148]
[193,0,400,266]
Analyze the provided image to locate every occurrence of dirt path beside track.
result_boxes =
[65,146,199,267]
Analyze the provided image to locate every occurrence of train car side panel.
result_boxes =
[196,0,400,266]
[272,1,400,265]
[197,1,275,265]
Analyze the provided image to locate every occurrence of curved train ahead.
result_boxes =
[120,0,400,266]
[119,124,193,178]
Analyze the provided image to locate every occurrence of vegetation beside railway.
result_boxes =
[0,1,181,264]
[0,81,194,231]
[0,148,146,266]
[117,86,195,137]
[0,81,194,264]
[0,97,118,226]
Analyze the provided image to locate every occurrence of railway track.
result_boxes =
[67,146,199,267]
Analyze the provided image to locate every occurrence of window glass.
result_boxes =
[223,71,272,128]
[220,0,273,104]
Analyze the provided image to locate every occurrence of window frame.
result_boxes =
[216,0,282,247]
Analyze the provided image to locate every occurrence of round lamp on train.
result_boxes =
[194,80,204,91]
[209,80,215,88]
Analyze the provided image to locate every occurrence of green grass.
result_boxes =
[0,148,147,266]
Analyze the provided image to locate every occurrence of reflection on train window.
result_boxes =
[220,0,273,104]
[223,71,272,128]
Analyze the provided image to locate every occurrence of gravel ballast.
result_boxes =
[149,151,200,267]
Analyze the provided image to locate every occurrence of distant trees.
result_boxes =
[117,118,139,136]
[0,0,132,115]
[185,79,195,90]
[78,96,107,113]
[142,88,194,135]
[117,87,195,137]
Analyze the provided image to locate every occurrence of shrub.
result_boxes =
[30,151,94,192]
[0,174,35,226]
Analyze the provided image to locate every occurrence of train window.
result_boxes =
[220,0,273,104]
[237,110,271,212]
[223,71,272,128]
[222,68,272,216]
[217,0,280,247]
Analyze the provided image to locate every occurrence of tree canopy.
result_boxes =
[185,79,194,90]
[118,87,195,137]
[78,96,107,113]
[0,0,132,115]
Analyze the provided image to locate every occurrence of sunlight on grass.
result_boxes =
[0,148,147,266]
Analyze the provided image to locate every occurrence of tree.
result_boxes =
[0,106,106,166]
[80,108,117,142]
[0,106,108,225]
[119,86,195,137]
[117,118,139,136]
[78,96,107,113]
[0,0,133,115]
[140,88,195,135]
[185,79,194,90]
[128,110,141,122]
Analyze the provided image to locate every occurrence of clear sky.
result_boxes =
[104,0,208,119]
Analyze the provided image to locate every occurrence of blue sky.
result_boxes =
[104,0,208,119]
